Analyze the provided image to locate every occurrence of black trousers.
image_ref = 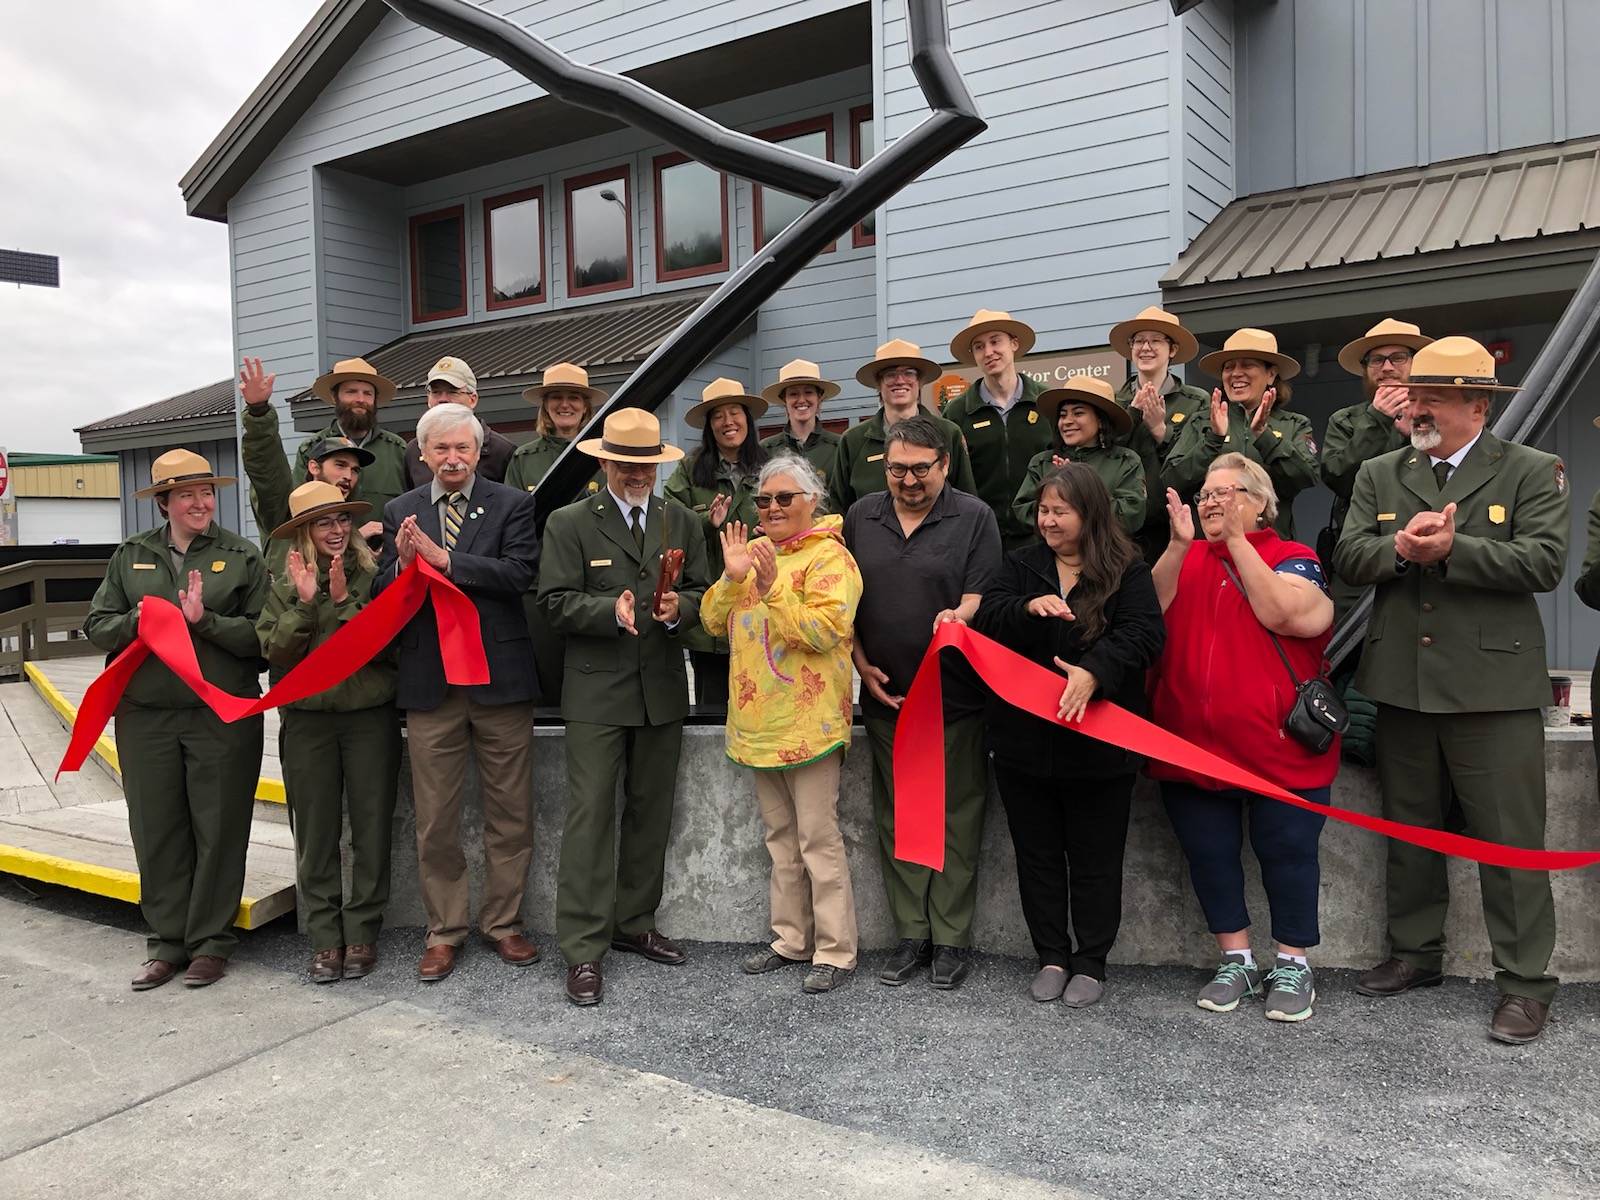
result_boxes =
[993,764,1134,980]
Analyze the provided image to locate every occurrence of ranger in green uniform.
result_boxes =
[1012,374,1144,535]
[1164,328,1318,540]
[85,450,269,992]
[1334,337,1570,1046]
[940,309,1055,550]
[289,357,411,525]
[1575,476,1600,788]
[538,409,710,1007]
[758,358,842,481]
[256,481,400,985]
[1106,306,1209,561]
[827,338,976,515]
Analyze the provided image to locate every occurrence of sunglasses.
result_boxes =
[753,491,806,510]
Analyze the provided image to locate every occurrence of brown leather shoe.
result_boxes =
[343,944,378,979]
[418,944,457,982]
[131,959,182,991]
[610,929,686,965]
[1354,957,1443,997]
[183,955,227,987]
[309,947,344,984]
[566,961,603,1006]
[1490,994,1550,1045]
[488,932,541,967]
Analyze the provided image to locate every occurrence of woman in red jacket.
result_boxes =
[1150,453,1337,1023]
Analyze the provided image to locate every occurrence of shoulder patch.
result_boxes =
[1556,460,1568,495]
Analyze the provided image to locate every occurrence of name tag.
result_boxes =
[972,419,992,429]
[589,559,613,567]
[867,453,884,463]
[132,563,157,571]
[1377,513,1396,522]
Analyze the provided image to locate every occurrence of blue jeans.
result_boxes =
[1160,782,1331,949]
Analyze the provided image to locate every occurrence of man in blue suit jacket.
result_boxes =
[376,403,541,983]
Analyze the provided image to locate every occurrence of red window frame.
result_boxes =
[564,165,635,298]
[850,105,876,248]
[652,152,730,282]
[483,185,547,312]
[408,204,468,323]
[752,115,836,253]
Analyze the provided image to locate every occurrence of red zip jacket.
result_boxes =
[1149,529,1338,790]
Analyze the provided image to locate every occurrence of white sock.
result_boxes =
[1228,949,1255,968]
[1278,953,1309,966]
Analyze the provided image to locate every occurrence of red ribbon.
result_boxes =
[892,623,1600,873]
[57,558,487,777]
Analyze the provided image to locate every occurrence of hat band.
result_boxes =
[153,471,216,488]
[1409,374,1500,387]
[601,438,666,458]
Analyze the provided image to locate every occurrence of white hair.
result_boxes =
[417,402,483,451]
[758,453,828,512]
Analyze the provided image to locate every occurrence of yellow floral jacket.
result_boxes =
[699,515,863,769]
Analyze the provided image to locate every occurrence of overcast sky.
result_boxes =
[0,1,323,453]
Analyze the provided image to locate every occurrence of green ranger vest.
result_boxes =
[1012,442,1147,535]
[1162,400,1319,539]
[941,375,1055,547]
[503,434,605,502]
[759,426,841,483]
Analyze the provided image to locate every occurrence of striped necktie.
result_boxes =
[443,492,465,549]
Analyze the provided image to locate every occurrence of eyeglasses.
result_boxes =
[427,383,468,395]
[310,514,353,531]
[878,367,922,381]
[753,491,806,510]
[1195,484,1249,505]
[1129,336,1173,350]
[1363,351,1413,368]
[886,461,939,480]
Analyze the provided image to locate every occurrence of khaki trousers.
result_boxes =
[754,751,858,969]
[405,690,535,947]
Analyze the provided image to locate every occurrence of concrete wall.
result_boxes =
[374,725,1600,981]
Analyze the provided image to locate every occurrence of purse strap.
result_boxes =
[1218,557,1304,688]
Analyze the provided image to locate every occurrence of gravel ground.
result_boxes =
[8,876,1597,1200]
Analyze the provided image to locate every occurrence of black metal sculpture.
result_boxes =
[381,0,985,523]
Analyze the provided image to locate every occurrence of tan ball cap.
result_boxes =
[855,338,942,388]
[522,362,608,406]
[1037,375,1133,438]
[1405,336,1518,392]
[1337,318,1433,376]
[270,480,372,541]
[134,449,238,498]
[761,359,841,405]
[428,356,477,393]
[1107,305,1199,364]
[311,357,397,405]
[949,308,1037,364]
[683,378,769,430]
[577,409,685,464]
[1198,328,1301,381]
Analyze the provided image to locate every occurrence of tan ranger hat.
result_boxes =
[1198,328,1301,381]
[1337,318,1433,376]
[684,378,769,430]
[1405,336,1518,392]
[134,449,237,498]
[949,308,1037,364]
[270,480,372,541]
[1037,375,1134,438]
[428,356,477,393]
[762,358,841,404]
[577,409,685,464]
[522,362,608,406]
[311,357,397,405]
[855,338,941,388]
[1108,305,1199,364]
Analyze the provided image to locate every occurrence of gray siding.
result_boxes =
[1236,0,1600,195]
[1179,1,1234,245]
[316,167,404,363]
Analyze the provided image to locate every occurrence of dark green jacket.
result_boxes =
[240,404,301,578]
[760,426,841,484]
[255,555,396,712]
[1012,442,1146,535]
[1116,374,1208,538]
[537,492,710,726]
[1334,432,1569,713]
[663,451,761,654]
[1162,401,1318,539]
[1318,401,1408,532]
[503,434,605,503]
[1576,488,1600,613]
[85,523,268,709]
[291,418,411,518]
[941,375,1055,546]
[826,409,977,517]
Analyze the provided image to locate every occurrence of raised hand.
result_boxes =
[396,516,418,567]
[178,569,206,625]
[239,357,275,409]
[1209,388,1230,438]
[1372,383,1408,417]
[1026,594,1074,620]
[1217,491,1251,542]
[615,588,638,635]
[719,520,753,582]
[709,492,733,529]
[1133,380,1166,439]
[328,553,348,604]
[751,539,778,595]
[1249,386,1277,435]
[285,549,318,604]
[1166,487,1195,545]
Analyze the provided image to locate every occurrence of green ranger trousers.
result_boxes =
[116,704,264,963]
[523,592,565,710]
[1375,704,1558,1002]
[863,712,988,946]
[556,719,683,964]
[280,705,402,951]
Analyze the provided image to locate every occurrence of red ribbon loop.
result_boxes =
[892,622,1600,873]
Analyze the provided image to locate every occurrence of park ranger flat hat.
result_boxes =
[762,358,841,404]
[1198,328,1301,381]
[134,448,237,498]
[1107,305,1199,365]
[1036,374,1134,438]
[683,377,769,429]
[270,480,372,541]
[855,338,941,387]
[577,408,685,464]
[1337,318,1434,376]
[1404,336,1519,392]
[310,357,397,405]
[949,308,1037,364]
[521,362,608,407]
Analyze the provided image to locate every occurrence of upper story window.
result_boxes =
[484,186,546,311]
[565,166,634,297]
[851,106,876,247]
[653,152,729,282]
[754,115,835,252]
[409,205,467,322]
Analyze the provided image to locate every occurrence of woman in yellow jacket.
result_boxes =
[700,453,863,994]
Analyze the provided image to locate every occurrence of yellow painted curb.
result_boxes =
[0,843,258,928]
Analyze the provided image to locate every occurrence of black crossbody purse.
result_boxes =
[1220,560,1348,755]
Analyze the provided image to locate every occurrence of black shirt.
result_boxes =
[843,485,1002,720]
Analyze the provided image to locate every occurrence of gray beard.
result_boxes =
[1410,427,1442,452]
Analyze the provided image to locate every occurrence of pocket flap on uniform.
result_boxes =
[1480,626,1541,654]
[572,641,619,673]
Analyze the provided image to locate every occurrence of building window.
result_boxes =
[851,106,876,247]
[484,186,545,311]
[565,166,634,297]
[409,205,467,322]
[753,115,835,252]
[653,153,728,281]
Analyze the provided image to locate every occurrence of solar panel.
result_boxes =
[0,250,60,288]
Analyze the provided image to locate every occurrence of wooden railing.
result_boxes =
[0,559,110,679]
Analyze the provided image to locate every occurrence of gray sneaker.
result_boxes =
[803,964,852,994]
[1061,974,1105,1008]
[1264,958,1316,1023]
[1196,954,1264,1012]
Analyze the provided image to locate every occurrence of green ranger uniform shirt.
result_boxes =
[663,452,761,654]
[941,374,1055,547]
[759,425,841,483]
[536,491,710,726]
[255,554,397,712]
[1162,400,1319,539]
[1116,374,1208,540]
[1575,487,1600,613]
[1333,431,1570,713]
[1318,400,1408,534]
[826,408,978,517]
[1012,442,1146,535]
[291,418,411,518]
[503,434,605,502]
[240,404,304,578]
[86,522,269,709]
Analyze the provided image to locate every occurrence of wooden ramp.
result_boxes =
[0,678,296,929]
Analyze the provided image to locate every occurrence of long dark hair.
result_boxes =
[1036,463,1135,644]
[690,403,768,489]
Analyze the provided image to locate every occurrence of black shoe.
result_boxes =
[1355,957,1443,997]
[878,938,932,986]
[930,945,973,990]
